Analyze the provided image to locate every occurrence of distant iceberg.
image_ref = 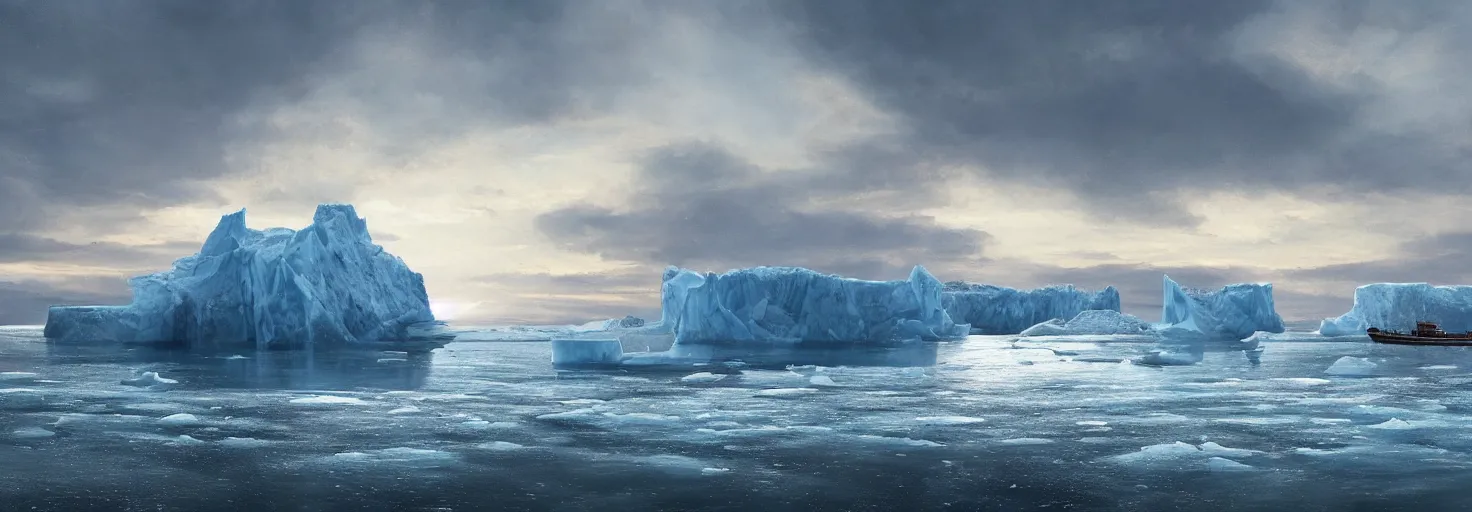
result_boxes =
[1160,275,1284,341]
[941,283,1120,335]
[44,204,442,349]
[1320,283,1472,336]
[655,265,969,346]
[1019,309,1154,337]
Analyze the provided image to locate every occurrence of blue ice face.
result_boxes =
[45,204,436,349]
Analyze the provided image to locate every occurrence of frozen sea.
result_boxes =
[3,325,1472,511]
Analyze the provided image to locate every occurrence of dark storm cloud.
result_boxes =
[0,279,131,325]
[1288,231,1472,285]
[534,141,990,280]
[777,0,1466,223]
[0,0,600,229]
[0,233,195,268]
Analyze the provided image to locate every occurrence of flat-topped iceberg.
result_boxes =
[1019,309,1154,337]
[44,204,441,349]
[1320,283,1472,336]
[1161,275,1284,341]
[656,265,969,346]
[942,283,1120,335]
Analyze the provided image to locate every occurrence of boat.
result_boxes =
[1367,321,1472,346]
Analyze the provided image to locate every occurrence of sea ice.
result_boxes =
[1019,309,1153,337]
[157,413,201,426]
[1324,356,1378,377]
[655,266,969,345]
[943,282,1119,335]
[1161,275,1285,341]
[1320,283,1472,335]
[44,204,443,349]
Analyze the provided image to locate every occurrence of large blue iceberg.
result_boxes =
[941,283,1120,335]
[44,204,439,349]
[1320,283,1472,336]
[655,265,969,346]
[1160,275,1284,341]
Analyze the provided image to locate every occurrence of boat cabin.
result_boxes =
[1414,321,1447,337]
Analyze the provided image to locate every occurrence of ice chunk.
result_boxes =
[1324,356,1378,377]
[1161,275,1285,340]
[657,266,969,345]
[551,339,623,367]
[158,413,201,426]
[289,395,368,405]
[1019,309,1153,337]
[12,427,55,439]
[1206,457,1255,472]
[44,204,442,349]
[915,416,986,426]
[943,282,1119,335]
[680,372,727,384]
[120,371,178,388]
[1320,283,1472,336]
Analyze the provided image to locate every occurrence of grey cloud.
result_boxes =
[0,0,613,223]
[0,233,195,268]
[0,279,131,325]
[1288,231,1472,285]
[778,0,1464,223]
[535,142,990,280]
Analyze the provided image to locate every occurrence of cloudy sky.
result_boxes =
[3,0,1470,326]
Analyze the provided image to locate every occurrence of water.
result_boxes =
[2,325,1471,511]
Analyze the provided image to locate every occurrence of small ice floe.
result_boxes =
[997,437,1054,445]
[680,372,727,384]
[0,372,37,381]
[754,388,818,398]
[1273,378,1332,386]
[1206,457,1255,472]
[173,435,205,445]
[121,372,178,388]
[1366,418,1417,430]
[1076,420,1109,426]
[329,447,457,467]
[1309,418,1353,425]
[476,441,525,451]
[1324,356,1377,377]
[387,406,420,414]
[1198,442,1262,457]
[12,427,55,439]
[557,399,606,406]
[1110,441,1259,467]
[854,435,944,447]
[158,413,202,426]
[601,412,681,425]
[219,437,273,448]
[915,416,986,426]
[1419,365,1458,371]
[1132,351,1202,367]
[808,375,841,388]
[1416,400,1448,412]
[289,395,368,406]
[223,355,249,360]
[701,467,731,475]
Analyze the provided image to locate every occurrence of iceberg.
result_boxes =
[941,283,1120,335]
[656,265,969,346]
[551,338,624,368]
[1019,309,1154,337]
[44,204,440,349]
[1160,275,1284,341]
[1320,283,1472,336]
